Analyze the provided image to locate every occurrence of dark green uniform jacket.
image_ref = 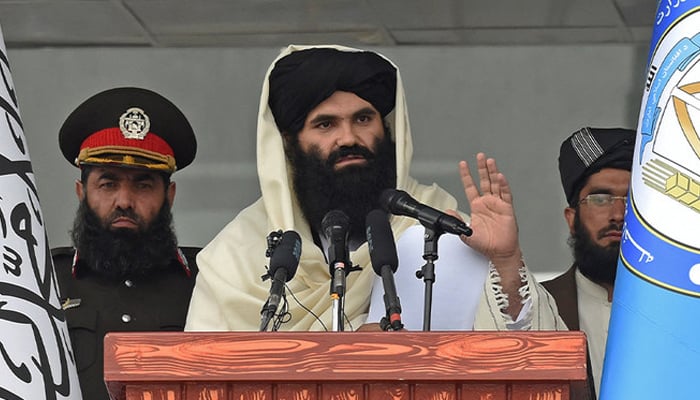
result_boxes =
[53,246,199,400]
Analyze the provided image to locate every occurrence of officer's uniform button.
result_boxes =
[124,280,133,288]
[121,314,132,323]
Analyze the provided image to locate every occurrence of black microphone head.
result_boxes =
[379,189,401,212]
[269,230,302,281]
[366,209,398,274]
[321,209,349,239]
[379,188,472,237]
[321,210,350,270]
[379,188,417,216]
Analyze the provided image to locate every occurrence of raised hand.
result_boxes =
[457,153,521,263]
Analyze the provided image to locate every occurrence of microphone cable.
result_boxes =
[261,229,358,332]
[283,282,356,331]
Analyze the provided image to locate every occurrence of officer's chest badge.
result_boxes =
[119,107,150,140]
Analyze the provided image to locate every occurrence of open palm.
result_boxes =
[458,153,520,262]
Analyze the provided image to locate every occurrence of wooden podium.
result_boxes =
[104,331,588,400]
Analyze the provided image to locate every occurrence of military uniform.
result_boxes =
[56,87,199,399]
[54,246,198,400]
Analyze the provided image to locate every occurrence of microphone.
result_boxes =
[380,189,473,236]
[322,210,351,331]
[260,230,302,331]
[322,210,350,296]
[366,209,403,331]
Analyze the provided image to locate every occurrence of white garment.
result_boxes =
[368,225,535,330]
[576,269,612,397]
[367,225,489,330]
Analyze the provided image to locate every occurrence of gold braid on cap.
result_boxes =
[77,145,177,172]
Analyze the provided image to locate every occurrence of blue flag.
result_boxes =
[0,25,82,399]
[601,1,700,398]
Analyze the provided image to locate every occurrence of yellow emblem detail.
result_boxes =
[643,158,700,212]
[672,82,700,158]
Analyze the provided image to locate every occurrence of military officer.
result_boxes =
[54,87,199,400]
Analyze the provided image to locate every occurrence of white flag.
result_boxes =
[0,25,82,399]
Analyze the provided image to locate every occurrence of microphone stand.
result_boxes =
[415,225,443,331]
[330,261,346,331]
[259,299,274,332]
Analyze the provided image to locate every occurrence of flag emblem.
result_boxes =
[624,11,700,297]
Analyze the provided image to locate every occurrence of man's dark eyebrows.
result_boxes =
[307,113,337,125]
[132,173,158,182]
[353,107,378,117]
[95,170,157,182]
[586,187,614,195]
[96,171,119,181]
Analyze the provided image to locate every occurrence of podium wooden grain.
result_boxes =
[104,331,588,400]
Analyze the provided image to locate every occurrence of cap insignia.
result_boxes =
[119,107,151,140]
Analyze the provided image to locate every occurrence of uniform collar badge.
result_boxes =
[119,107,150,140]
[61,298,82,310]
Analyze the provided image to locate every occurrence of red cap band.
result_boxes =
[80,128,174,157]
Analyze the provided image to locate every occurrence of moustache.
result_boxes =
[106,208,142,228]
[597,223,624,240]
[326,145,375,167]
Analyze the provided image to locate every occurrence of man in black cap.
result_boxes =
[54,87,199,400]
[543,126,636,397]
[186,45,563,332]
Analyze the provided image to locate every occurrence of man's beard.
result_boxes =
[568,212,622,286]
[287,134,397,244]
[71,198,179,280]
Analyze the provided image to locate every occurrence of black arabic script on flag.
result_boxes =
[0,35,81,400]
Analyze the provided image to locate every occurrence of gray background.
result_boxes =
[6,44,648,277]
